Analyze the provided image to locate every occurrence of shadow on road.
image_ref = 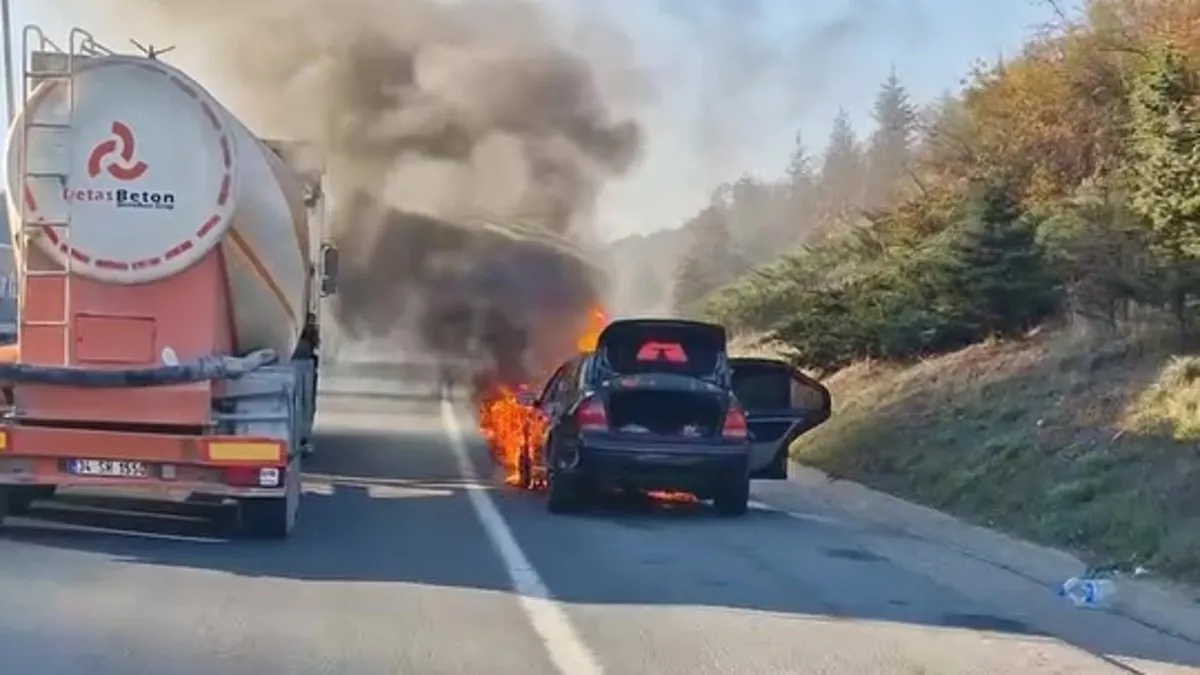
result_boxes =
[2,388,1195,671]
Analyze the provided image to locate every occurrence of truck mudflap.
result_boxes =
[0,424,293,496]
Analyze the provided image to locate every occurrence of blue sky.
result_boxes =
[11,1,1059,240]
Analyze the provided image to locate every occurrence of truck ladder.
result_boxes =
[17,27,111,365]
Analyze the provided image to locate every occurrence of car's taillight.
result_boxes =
[576,397,608,431]
[722,405,749,440]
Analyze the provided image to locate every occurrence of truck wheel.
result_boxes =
[4,486,55,516]
[546,472,584,514]
[713,478,750,517]
[239,497,294,538]
[238,467,299,538]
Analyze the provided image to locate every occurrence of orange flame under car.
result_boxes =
[477,382,548,485]
[474,308,698,503]
[476,306,607,487]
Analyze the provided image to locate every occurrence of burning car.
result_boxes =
[508,318,832,516]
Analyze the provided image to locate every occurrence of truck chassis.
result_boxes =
[0,345,318,538]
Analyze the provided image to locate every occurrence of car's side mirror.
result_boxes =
[320,243,339,297]
[515,391,538,407]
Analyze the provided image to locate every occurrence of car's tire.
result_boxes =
[713,478,750,516]
[4,486,55,516]
[761,451,788,480]
[546,472,585,514]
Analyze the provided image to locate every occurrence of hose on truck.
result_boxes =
[0,348,278,387]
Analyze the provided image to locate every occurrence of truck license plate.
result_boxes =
[68,459,150,478]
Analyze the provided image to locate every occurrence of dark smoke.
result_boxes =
[67,0,643,379]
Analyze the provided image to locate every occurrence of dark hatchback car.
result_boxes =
[515,318,831,516]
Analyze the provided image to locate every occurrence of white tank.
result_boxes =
[4,55,312,358]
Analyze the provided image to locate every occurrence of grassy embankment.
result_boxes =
[733,329,1200,583]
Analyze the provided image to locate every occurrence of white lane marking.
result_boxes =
[440,398,605,675]
[748,499,776,512]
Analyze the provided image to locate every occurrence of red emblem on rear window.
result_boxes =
[635,341,688,363]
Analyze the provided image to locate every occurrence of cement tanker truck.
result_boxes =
[0,26,338,537]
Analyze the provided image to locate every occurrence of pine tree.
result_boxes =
[1125,42,1200,336]
[939,182,1061,337]
[819,108,865,224]
[865,68,917,207]
[670,205,746,314]
[774,130,819,247]
[726,174,775,263]
[671,248,708,315]
[786,130,816,191]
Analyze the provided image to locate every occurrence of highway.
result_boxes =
[0,367,1198,674]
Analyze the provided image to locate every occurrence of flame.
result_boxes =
[576,307,608,352]
[647,491,698,503]
[476,305,609,489]
[476,383,548,486]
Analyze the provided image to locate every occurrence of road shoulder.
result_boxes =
[754,462,1200,646]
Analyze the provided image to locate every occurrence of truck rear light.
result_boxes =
[206,440,284,463]
[576,397,608,431]
[722,405,749,440]
[225,466,284,488]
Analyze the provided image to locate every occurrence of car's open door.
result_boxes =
[730,357,831,480]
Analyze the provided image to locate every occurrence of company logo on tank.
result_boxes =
[62,186,176,210]
[64,120,176,210]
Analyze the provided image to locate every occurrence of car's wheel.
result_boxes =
[546,472,585,514]
[761,450,788,480]
[713,478,750,516]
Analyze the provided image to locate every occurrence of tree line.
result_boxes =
[668,0,1200,373]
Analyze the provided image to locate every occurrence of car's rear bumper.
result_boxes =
[568,440,749,494]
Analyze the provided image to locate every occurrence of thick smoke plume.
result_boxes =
[71,0,643,380]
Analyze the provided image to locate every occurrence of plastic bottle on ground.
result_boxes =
[1058,575,1118,609]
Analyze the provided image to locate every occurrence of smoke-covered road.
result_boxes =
[0,368,1198,674]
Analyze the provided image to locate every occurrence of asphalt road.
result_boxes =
[1,368,1198,674]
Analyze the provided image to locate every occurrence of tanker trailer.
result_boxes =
[0,193,17,344]
[0,26,339,537]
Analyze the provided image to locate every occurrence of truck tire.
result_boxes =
[713,478,750,517]
[239,497,293,538]
[238,464,299,538]
[4,486,55,516]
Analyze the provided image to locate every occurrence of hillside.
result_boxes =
[602,226,684,315]
[682,0,1200,584]
[787,328,1200,582]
